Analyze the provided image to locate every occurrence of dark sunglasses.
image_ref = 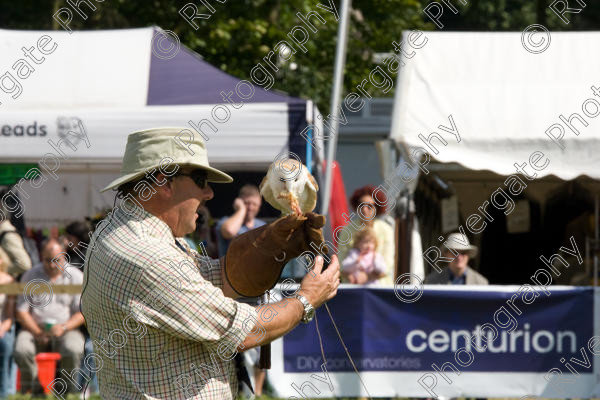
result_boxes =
[175,170,208,189]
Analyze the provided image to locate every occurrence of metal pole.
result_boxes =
[595,194,599,287]
[321,0,352,216]
[586,236,590,280]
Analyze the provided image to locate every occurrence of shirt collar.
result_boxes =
[449,267,468,280]
[114,205,175,243]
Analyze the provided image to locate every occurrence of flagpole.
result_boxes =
[321,0,352,217]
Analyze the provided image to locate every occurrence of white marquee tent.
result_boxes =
[389,31,600,285]
[390,31,600,180]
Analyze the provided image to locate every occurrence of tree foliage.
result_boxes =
[0,0,598,112]
[437,0,599,31]
[0,0,431,112]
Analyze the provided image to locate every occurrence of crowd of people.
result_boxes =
[0,209,93,397]
[0,179,490,397]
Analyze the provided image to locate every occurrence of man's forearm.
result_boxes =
[222,262,304,349]
[238,297,304,351]
[220,209,245,239]
[0,318,12,334]
[65,312,85,330]
[16,311,42,335]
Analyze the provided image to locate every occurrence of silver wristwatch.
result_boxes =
[294,294,315,324]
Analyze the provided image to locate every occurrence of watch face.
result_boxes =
[305,307,315,321]
[296,295,315,323]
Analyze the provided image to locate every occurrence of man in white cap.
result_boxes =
[80,128,340,399]
[424,233,488,285]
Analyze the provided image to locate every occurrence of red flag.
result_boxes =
[322,160,349,248]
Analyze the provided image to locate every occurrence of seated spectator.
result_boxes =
[216,184,266,256]
[64,221,92,270]
[0,203,32,279]
[0,247,15,398]
[342,228,386,285]
[424,233,488,285]
[14,239,85,394]
[337,185,395,285]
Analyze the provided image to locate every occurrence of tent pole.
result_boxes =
[321,0,352,217]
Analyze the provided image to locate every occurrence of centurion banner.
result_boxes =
[268,285,600,398]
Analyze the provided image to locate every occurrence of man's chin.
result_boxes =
[450,265,467,274]
[173,223,195,238]
[183,224,196,237]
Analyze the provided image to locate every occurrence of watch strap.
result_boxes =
[294,294,315,323]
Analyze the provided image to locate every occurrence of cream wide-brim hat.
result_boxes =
[100,127,233,193]
[445,233,478,258]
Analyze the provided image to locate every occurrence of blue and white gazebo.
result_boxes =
[0,27,323,227]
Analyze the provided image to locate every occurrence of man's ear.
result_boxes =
[153,173,174,198]
[151,172,170,187]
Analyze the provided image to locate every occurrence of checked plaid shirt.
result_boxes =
[81,205,258,399]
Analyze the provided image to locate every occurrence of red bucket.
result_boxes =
[35,352,61,394]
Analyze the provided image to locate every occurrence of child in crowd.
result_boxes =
[341,227,386,285]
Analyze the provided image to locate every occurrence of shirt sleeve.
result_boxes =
[16,269,33,313]
[179,238,223,288]
[69,267,84,315]
[424,272,435,284]
[215,217,225,232]
[130,253,258,355]
[1,231,32,278]
[195,256,223,289]
[341,249,359,272]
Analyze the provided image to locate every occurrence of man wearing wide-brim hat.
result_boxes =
[80,128,340,399]
[424,233,489,285]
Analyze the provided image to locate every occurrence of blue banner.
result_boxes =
[283,287,594,373]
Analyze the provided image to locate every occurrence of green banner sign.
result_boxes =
[0,164,39,186]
